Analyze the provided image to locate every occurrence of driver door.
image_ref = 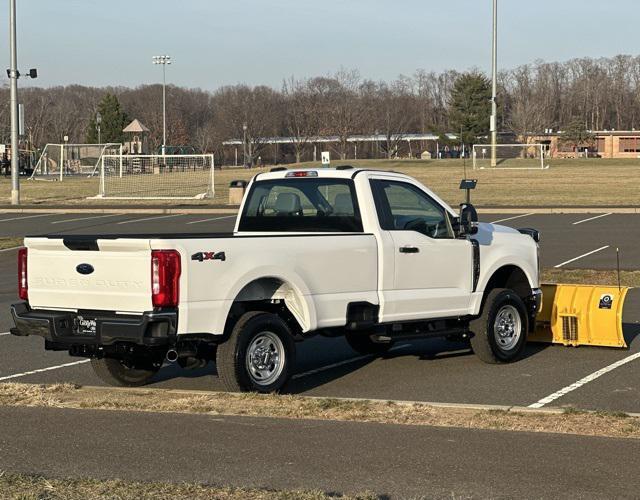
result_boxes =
[371,179,473,322]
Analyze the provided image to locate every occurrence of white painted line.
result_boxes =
[0,246,21,253]
[528,352,640,408]
[117,214,184,225]
[292,344,409,380]
[554,245,610,268]
[186,215,238,225]
[51,214,122,224]
[490,213,535,224]
[0,332,10,336]
[0,213,54,223]
[572,213,612,225]
[0,359,91,382]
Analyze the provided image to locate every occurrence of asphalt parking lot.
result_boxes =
[0,211,639,413]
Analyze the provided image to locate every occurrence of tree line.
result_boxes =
[1,54,640,164]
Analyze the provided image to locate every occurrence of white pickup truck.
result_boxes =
[11,167,542,392]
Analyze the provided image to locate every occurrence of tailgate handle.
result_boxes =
[63,238,99,251]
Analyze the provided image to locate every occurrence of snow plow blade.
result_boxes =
[531,283,629,348]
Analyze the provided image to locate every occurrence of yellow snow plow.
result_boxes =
[531,283,630,348]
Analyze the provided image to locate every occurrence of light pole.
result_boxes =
[152,55,171,155]
[9,0,19,204]
[490,0,498,167]
[242,123,248,168]
[96,111,102,144]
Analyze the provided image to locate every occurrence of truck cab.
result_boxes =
[11,167,542,392]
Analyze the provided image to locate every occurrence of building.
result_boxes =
[524,130,640,159]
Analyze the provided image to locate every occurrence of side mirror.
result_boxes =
[458,203,478,236]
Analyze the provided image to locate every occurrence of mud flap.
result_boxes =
[531,283,629,348]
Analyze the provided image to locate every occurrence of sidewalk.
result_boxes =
[1,405,638,498]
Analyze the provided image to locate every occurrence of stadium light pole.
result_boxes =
[152,55,171,155]
[490,0,498,168]
[96,111,102,144]
[8,0,20,204]
[242,123,248,168]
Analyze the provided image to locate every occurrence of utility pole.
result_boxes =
[152,55,171,155]
[490,0,498,168]
[9,0,19,204]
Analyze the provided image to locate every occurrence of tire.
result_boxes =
[216,311,296,393]
[345,331,392,356]
[91,357,159,387]
[470,288,528,364]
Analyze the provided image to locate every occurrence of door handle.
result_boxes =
[399,246,420,254]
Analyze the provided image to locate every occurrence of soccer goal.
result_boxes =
[30,143,122,181]
[95,154,215,199]
[472,144,549,170]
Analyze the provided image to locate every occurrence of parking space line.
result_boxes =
[292,344,409,380]
[528,352,640,408]
[572,213,612,225]
[186,215,237,225]
[0,359,91,382]
[117,214,184,225]
[0,246,21,253]
[0,213,54,223]
[51,214,122,224]
[490,213,534,224]
[554,245,610,268]
[0,332,10,336]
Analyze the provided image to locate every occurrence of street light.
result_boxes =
[96,111,102,144]
[242,123,248,168]
[152,55,171,155]
[7,0,38,205]
[490,0,498,167]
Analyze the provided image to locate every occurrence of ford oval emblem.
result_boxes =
[76,263,94,275]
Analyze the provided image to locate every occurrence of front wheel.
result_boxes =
[470,288,528,364]
[91,357,159,387]
[216,311,296,393]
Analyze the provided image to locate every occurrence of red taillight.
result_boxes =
[151,250,181,308]
[18,247,28,300]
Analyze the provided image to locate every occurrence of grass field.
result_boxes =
[0,158,638,206]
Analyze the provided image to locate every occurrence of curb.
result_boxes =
[0,207,239,215]
[79,385,640,418]
[0,207,637,215]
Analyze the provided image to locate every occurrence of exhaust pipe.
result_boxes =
[166,349,179,362]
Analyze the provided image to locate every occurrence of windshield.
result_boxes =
[238,178,363,232]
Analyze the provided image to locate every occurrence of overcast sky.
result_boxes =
[1,0,638,90]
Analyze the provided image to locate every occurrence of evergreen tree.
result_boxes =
[448,72,492,147]
[560,118,595,152]
[86,94,129,144]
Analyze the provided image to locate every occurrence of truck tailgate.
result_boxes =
[25,237,153,313]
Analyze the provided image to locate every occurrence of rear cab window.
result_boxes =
[239,177,363,232]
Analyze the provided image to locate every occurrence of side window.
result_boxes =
[371,180,453,239]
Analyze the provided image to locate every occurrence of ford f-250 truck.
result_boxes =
[11,167,542,392]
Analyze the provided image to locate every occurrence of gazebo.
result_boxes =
[123,119,150,154]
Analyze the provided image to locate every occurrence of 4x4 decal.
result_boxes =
[191,251,226,262]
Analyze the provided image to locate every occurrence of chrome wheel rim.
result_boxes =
[493,305,522,351]
[245,331,285,386]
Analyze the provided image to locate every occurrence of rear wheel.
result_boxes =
[91,357,159,387]
[470,288,528,364]
[345,331,392,356]
[216,311,295,393]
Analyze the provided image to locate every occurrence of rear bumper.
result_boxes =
[10,302,177,348]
